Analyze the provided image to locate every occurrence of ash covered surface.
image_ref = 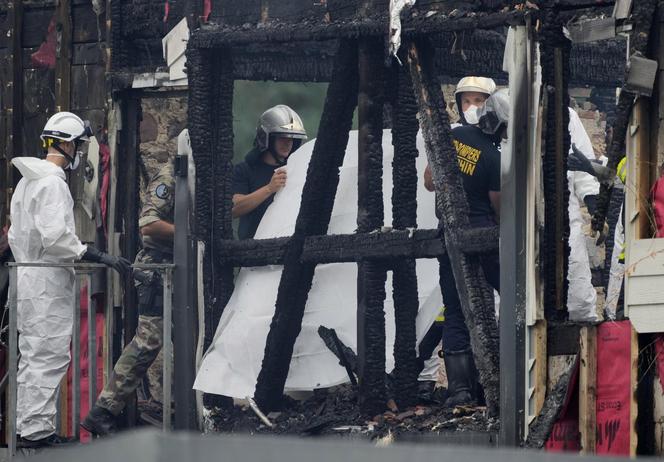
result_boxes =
[206,385,496,440]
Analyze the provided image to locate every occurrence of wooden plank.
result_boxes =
[7,0,23,190]
[55,0,71,112]
[627,276,664,304]
[630,324,638,457]
[71,65,105,110]
[579,326,597,454]
[626,238,664,277]
[529,320,547,423]
[547,355,576,394]
[72,3,102,43]
[21,68,54,157]
[72,42,104,65]
[58,375,68,436]
[21,6,52,48]
[630,304,664,333]
[635,97,653,239]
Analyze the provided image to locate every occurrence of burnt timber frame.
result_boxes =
[187,4,537,430]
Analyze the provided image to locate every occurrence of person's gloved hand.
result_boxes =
[596,221,609,246]
[584,194,598,216]
[568,144,595,175]
[82,246,131,277]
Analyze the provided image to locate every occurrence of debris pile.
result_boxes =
[207,384,496,440]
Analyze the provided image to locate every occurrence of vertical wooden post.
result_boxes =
[407,39,500,416]
[579,325,597,454]
[356,35,387,416]
[6,0,23,192]
[630,326,639,457]
[55,0,72,112]
[390,62,420,409]
[553,47,569,313]
[253,41,358,411]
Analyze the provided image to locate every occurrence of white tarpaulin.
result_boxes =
[194,130,442,398]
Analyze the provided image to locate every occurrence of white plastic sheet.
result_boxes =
[194,130,442,398]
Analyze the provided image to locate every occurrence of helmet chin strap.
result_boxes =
[52,143,76,167]
[270,150,288,167]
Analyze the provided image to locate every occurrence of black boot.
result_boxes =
[442,349,477,408]
[81,405,118,437]
[17,434,75,448]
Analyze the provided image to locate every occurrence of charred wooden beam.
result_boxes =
[356,35,387,416]
[593,0,658,232]
[253,40,359,411]
[303,230,442,264]
[187,46,236,409]
[213,226,499,267]
[541,10,571,319]
[189,9,532,48]
[525,356,578,449]
[407,38,500,416]
[390,62,420,409]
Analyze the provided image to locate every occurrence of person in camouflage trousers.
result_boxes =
[81,161,174,436]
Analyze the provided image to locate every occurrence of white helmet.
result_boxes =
[41,111,92,143]
[455,76,497,125]
[476,88,510,136]
[255,104,307,153]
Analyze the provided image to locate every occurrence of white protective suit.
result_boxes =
[567,109,600,322]
[605,201,624,318]
[8,157,87,440]
[194,130,443,398]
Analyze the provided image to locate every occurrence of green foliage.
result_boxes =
[232,81,329,163]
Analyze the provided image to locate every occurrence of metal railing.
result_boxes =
[4,261,174,458]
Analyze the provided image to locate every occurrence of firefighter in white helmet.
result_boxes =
[8,112,130,447]
[424,76,496,191]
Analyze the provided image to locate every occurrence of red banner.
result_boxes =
[596,321,632,455]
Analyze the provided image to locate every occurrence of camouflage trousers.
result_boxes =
[96,315,163,415]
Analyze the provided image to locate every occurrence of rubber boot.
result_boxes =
[17,434,75,448]
[81,405,118,437]
[442,349,477,408]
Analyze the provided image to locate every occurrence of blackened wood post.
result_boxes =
[186,46,236,408]
[390,62,420,408]
[253,40,359,411]
[407,39,500,416]
[357,35,387,416]
[540,8,571,318]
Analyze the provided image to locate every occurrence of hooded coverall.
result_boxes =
[8,157,87,440]
[567,109,601,322]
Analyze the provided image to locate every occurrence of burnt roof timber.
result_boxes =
[189,9,532,48]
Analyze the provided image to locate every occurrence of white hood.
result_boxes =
[12,157,65,181]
